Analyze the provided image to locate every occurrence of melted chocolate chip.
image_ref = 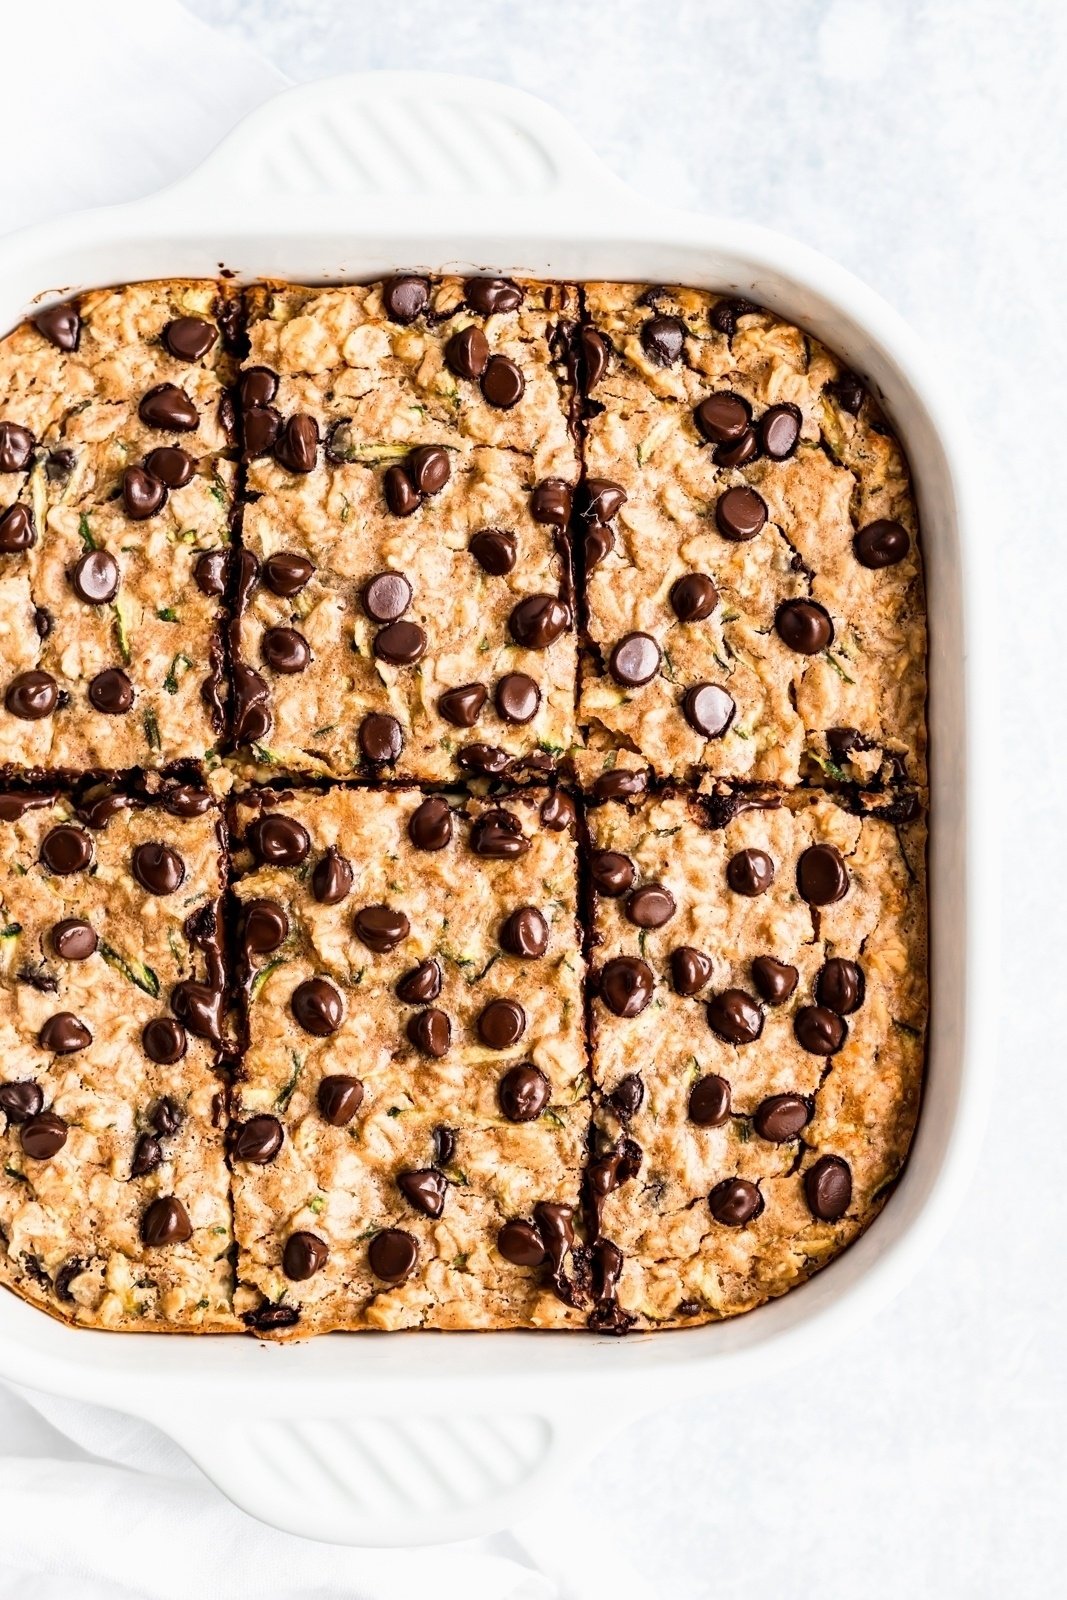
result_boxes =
[591,769,648,802]
[761,403,802,459]
[497,1219,546,1267]
[383,464,421,517]
[34,606,52,636]
[34,301,80,351]
[794,1005,847,1055]
[409,796,452,851]
[132,842,185,896]
[0,504,35,552]
[469,808,529,859]
[374,619,426,666]
[396,959,442,1005]
[274,413,319,474]
[433,1125,457,1167]
[354,905,410,953]
[610,1073,645,1121]
[827,371,865,414]
[641,314,686,365]
[671,573,718,622]
[726,848,775,896]
[20,1111,68,1159]
[0,421,35,473]
[408,445,450,496]
[709,298,759,336]
[317,1075,364,1126]
[262,551,314,596]
[495,672,540,723]
[671,946,713,995]
[775,600,834,654]
[359,712,404,764]
[709,1178,763,1226]
[382,276,429,323]
[583,479,627,523]
[122,467,166,520]
[457,742,512,777]
[143,1018,187,1064]
[688,1074,731,1126]
[753,1093,812,1142]
[498,1063,550,1122]
[228,1114,284,1163]
[626,883,676,928]
[500,906,549,958]
[368,1227,418,1282]
[150,1096,183,1137]
[5,670,57,719]
[283,1231,329,1280]
[714,427,759,468]
[88,668,134,715]
[0,1081,44,1122]
[195,550,228,596]
[446,324,490,379]
[406,1007,451,1058]
[817,958,865,1015]
[163,316,217,361]
[71,549,119,604]
[243,898,289,955]
[509,594,570,649]
[530,479,572,528]
[469,527,516,574]
[598,957,654,1017]
[478,998,527,1049]
[51,918,97,960]
[481,354,525,409]
[141,1195,192,1246]
[242,405,281,458]
[854,519,910,569]
[262,627,311,673]
[40,824,92,874]
[804,1154,852,1220]
[438,682,485,725]
[139,384,198,432]
[362,571,412,623]
[590,851,635,897]
[751,955,799,1004]
[312,847,353,905]
[610,632,660,687]
[694,390,750,444]
[248,813,310,866]
[581,325,610,388]
[130,1134,163,1177]
[465,277,524,315]
[240,367,279,408]
[715,485,767,541]
[706,989,763,1044]
[170,980,223,1044]
[291,978,343,1036]
[683,683,735,738]
[397,1168,448,1218]
[540,792,576,831]
[797,843,849,905]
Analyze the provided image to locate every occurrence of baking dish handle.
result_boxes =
[164,1403,595,1547]
[164,71,633,212]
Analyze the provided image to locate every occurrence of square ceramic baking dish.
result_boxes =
[0,73,993,1548]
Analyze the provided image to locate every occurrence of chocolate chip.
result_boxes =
[51,918,97,960]
[827,371,865,413]
[291,977,343,1036]
[804,1154,852,1221]
[469,527,516,574]
[275,414,319,473]
[406,1007,451,1058]
[609,632,660,687]
[34,301,80,351]
[139,384,199,432]
[751,956,799,1004]
[262,626,311,674]
[382,276,429,323]
[446,324,490,379]
[583,479,627,524]
[71,549,119,604]
[40,824,92,874]
[754,1094,812,1142]
[726,848,775,896]
[477,998,527,1049]
[374,619,426,666]
[408,445,450,496]
[775,600,834,655]
[165,314,218,360]
[280,1232,328,1282]
[195,550,228,596]
[34,606,53,636]
[170,980,223,1044]
[709,1178,762,1226]
[714,427,759,468]
[149,1096,183,1137]
[465,277,524,315]
[141,1195,192,1246]
[359,713,404,764]
[368,1227,418,1282]
[433,1125,456,1167]
[258,563,312,612]
[794,1005,847,1055]
[132,842,185,896]
[610,1073,645,1121]
[694,391,750,444]
[481,354,525,409]
[500,906,549,958]
[243,898,289,954]
[243,405,282,458]
[458,742,512,777]
[670,573,718,623]
[854,519,910,569]
[682,683,735,739]
[797,843,849,905]
[130,1134,163,1177]
[409,796,452,851]
[396,959,441,1004]
[495,672,540,723]
[163,786,213,818]
[144,446,195,488]
[120,466,166,521]
[707,989,763,1044]
[248,813,310,867]
[498,1063,550,1122]
[20,1111,68,1159]
[383,464,421,516]
[715,486,767,541]
[0,422,35,473]
[362,571,411,623]
[581,326,610,388]
[229,1114,284,1163]
[309,847,352,906]
[530,479,572,527]
[142,1018,187,1063]
[392,1171,448,1226]
[540,792,576,831]
[585,521,614,569]
[469,808,529,858]
[497,1218,547,1267]
[0,504,35,552]
[817,958,865,1015]
[709,298,759,336]
[0,1081,44,1122]
[760,403,802,459]
[244,1302,299,1331]
[317,1075,364,1126]
[599,957,654,1017]
[626,883,676,928]
[240,367,279,408]
[641,314,686,365]
[592,769,648,802]
[670,946,713,996]
[590,850,635,897]
[688,1074,731,1126]
[354,905,409,953]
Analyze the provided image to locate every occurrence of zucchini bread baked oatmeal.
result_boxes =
[0,275,928,1336]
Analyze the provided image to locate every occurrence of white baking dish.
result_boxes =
[0,73,993,1548]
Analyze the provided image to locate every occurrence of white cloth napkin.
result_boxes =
[0,5,650,1596]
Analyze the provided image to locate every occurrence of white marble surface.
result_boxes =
[9,0,1067,1592]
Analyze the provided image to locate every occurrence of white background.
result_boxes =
[4,1,1065,1594]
